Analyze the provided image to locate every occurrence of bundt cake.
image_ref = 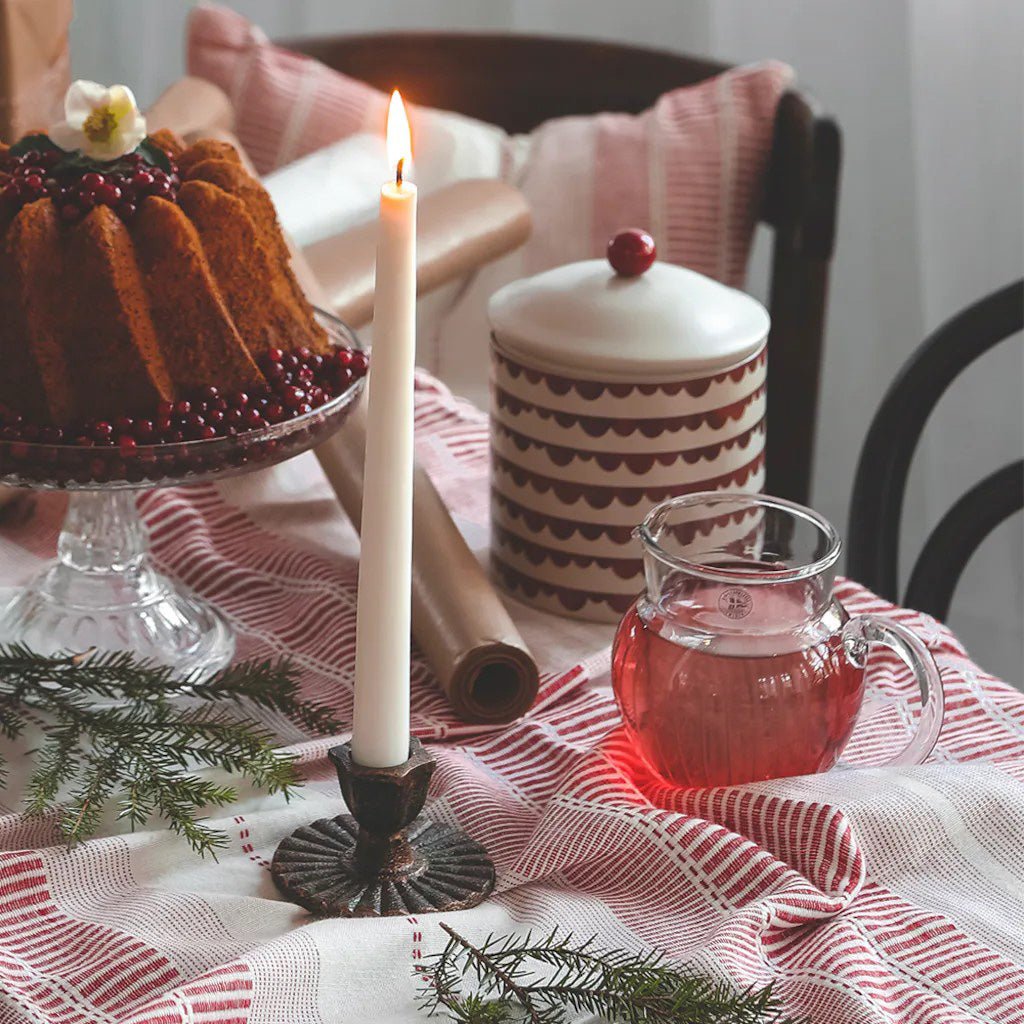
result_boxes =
[0,125,333,428]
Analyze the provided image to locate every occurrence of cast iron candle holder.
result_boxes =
[271,737,495,916]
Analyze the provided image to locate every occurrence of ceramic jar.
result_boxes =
[487,247,770,623]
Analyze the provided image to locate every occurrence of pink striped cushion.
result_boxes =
[187,4,386,174]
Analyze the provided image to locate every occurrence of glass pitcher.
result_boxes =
[611,492,944,788]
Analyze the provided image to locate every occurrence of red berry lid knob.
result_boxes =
[607,228,656,277]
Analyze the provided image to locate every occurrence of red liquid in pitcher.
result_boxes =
[611,576,865,787]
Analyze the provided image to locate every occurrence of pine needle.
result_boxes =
[0,645,344,856]
[417,924,806,1024]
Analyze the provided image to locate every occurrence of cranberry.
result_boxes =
[281,386,305,409]
[118,435,137,455]
[81,172,104,190]
[96,183,122,206]
[173,400,191,417]
[91,422,113,443]
[199,425,217,440]
[134,419,154,442]
[607,228,656,277]
[282,352,300,370]
[228,391,249,409]
[265,348,285,364]
[243,408,265,429]
[114,416,134,433]
[295,403,313,416]
[225,408,244,428]
[265,362,285,381]
[264,402,284,423]
[157,400,174,418]
[132,170,154,190]
[22,174,43,190]
[202,385,220,401]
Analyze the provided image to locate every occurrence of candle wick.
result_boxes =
[396,157,404,186]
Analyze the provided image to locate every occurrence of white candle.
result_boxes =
[351,91,417,767]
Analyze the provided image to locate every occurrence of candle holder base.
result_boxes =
[271,738,495,917]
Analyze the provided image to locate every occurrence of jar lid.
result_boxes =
[488,257,770,381]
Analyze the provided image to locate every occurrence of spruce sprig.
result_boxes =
[0,644,343,856]
[418,924,806,1024]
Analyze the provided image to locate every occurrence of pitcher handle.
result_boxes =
[842,615,945,767]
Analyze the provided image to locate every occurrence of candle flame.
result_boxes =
[386,90,412,185]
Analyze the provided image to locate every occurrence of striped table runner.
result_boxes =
[0,374,1021,1023]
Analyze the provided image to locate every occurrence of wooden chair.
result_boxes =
[847,280,1024,619]
[282,31,842,506]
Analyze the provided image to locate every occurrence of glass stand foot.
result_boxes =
[0,490,234,683]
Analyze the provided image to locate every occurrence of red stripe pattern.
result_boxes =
[0,374,1022,1023]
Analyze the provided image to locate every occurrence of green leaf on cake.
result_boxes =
[137,137,173,173]
[7,134,171,176]
[8,133,64,158]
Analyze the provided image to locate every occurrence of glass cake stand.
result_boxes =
[0,311,364,681]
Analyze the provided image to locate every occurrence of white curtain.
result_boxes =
[71,0,1023,682]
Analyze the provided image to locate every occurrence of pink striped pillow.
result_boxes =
[187,4,385,175]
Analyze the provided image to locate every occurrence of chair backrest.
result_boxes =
[847,280,1024,619]
[282,31,842,506]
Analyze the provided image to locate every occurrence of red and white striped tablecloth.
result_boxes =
[0,375,1021,1023]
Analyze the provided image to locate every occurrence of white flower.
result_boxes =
[49,81,147,161]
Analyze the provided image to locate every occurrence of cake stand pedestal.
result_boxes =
[0,490,234,678]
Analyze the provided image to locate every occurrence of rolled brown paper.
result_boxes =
[304,178,532,329]
[309,182,538,722]
[0,0,71,139]
[145,75,236,141]
[281,157,538,721]
[149,88,539,722]
[317,408,539,723]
